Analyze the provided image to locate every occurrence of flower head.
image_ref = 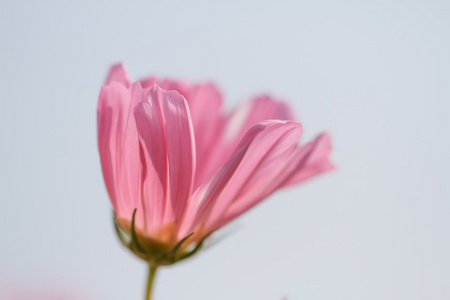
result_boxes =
[98,64,333,265]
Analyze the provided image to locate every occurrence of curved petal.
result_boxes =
[221,132,334,226]
[179,120,302,236]
[134,85,196,231]
[97,81,144,228]
[105,63,131,87]
[158,79,191,98]
[222,95,295,146]
[197,96,296,190]
[161,88,196,223]
[139,76,157,89]
[152,78,225,189]
[280,132,334,187]
[183,83,224,189]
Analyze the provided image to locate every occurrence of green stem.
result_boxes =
[145,264,158,300]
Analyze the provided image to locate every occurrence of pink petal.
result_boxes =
[146,78,225,189]
[134,85,196,230]
[97,81,144,228]
[139,76,157,89]
[222,132,334,225]
[280,132,335,187]
[222,95,295,145]
[161,88,196,223]
[180,120,302,236]
[105,63,131,87]
[198,96,296,190]
[182,83,224,189]
[158,79,191,97]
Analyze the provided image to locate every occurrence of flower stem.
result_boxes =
[145,264,158,300]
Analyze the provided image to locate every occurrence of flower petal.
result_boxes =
[134,85,196,231]
[221,132,334,226]
[222,95,295,145]
[105,63,131,87]
[180,120,302,235]
[280,132,334,187]
[97,81,144,227]
[198,96,295,190]
[158,79,191,98]
[161,87,196,224]
[182,83,224,189]
[138,76,157,89]
[146,78,225,189]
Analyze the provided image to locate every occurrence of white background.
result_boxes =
[0,1,449,299]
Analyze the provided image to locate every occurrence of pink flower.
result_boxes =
[98,64,333,264]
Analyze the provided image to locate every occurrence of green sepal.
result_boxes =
[153,232,194,264]
[177,233,210,261]
[169,231,194,258]
[130,208,148,257]
[113,209,217,266]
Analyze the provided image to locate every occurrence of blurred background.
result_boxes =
[0,1,449,299]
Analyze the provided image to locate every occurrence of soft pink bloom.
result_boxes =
[98,64,333,263]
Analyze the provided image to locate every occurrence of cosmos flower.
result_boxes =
[97,64,333,265]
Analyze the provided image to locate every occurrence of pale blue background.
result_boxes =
[1,1,449,299]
